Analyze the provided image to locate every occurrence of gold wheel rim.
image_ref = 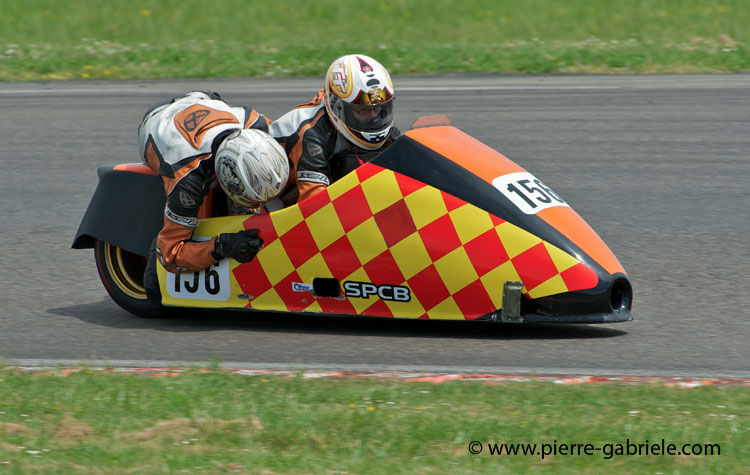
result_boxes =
[103,243,147,300]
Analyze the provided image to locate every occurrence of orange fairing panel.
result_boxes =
[406,126,525,181]
[410,114,451,129]
[406,126,624,276]
[113,163,158,175]
[536,207,624,276]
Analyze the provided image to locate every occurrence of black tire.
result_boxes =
[94,239,168,318]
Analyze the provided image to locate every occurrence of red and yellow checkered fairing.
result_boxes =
[215,163,598,320]
[159,126,622,320]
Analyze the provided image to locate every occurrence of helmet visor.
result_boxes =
[342,98,394,133]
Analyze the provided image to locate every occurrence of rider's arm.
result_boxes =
[155,158,218,274]
[295,133,334,202]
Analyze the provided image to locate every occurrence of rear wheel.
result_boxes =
[94,240,167,318]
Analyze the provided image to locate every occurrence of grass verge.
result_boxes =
[0,368,747,473]
[1,0,749,81]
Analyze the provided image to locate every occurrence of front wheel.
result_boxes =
[94,240,167,318]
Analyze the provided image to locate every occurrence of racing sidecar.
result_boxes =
[73,122,633,323]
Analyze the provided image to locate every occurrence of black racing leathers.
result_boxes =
[138,91,270,273]
[269,90,401,201]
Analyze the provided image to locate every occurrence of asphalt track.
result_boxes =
[1,74,748,377]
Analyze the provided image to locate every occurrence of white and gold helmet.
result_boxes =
[214,129,289,208]
[324,54,395,150]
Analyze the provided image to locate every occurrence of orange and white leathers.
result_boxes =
[269,90,400,202]
[138,91,271,273]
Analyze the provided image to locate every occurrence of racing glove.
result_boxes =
[212,229,263,263]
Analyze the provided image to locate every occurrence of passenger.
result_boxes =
[137,90,289,277]
[270,54,401,202]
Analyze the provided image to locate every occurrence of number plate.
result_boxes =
[492,172,569,215]
[165,259,231,301]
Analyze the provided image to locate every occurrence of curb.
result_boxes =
[4,366,750,388]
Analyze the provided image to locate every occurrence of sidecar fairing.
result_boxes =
[157,125,632,323]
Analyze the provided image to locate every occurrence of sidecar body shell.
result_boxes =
[154,126,633,323]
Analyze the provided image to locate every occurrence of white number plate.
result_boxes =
[166,259,231,301]
[492,172,569,215]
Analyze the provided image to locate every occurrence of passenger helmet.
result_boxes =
[324,54,395,150]
[214,129,289,208]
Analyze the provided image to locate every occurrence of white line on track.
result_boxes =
[0,86,620,95]
[1,74,748,95]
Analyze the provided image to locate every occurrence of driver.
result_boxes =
[269,54,401,202]
[138,91,289,276]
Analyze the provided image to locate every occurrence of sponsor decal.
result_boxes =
[306,142,324,158]
[292,282,314,292]
[329,60,353,97]
[343,281,411,302]
[179,191,196,208]
[165,205,198,227]
[183,109,210,131]
[297,170,330,186]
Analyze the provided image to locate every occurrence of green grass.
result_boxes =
[1,0,748,81]
[0,368,747,473]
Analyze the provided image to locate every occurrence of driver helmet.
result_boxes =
[324,54,395,150]
[214,129,289,208]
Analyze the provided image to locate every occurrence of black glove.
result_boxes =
[212,229,263,263]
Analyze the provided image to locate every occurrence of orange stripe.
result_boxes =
[290,109,325,166]
[161,153,211,211]
[197,187,215,219]
[175,154,210,182]
[407,126,624,276]
[295,89,325,108]
[114,163,158,175]
[244,109,260,128]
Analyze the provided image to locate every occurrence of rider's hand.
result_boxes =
[212,229,263,263]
